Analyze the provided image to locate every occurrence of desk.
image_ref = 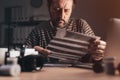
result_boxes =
[0,67,120,80]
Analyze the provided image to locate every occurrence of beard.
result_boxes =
[52,19,67,28]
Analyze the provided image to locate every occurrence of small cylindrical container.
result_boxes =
[7,57,18,65]
[117,63,120,74]
[103,57,116,75]
[0,64,21,76]
[0,57,21,76]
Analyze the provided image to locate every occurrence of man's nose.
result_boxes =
[59,9,65,19]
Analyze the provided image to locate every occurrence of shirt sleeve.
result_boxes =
[24,28,40,48]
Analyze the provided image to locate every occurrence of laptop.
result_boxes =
[105,18,120,65]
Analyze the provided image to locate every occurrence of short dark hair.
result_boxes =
[47,0,76,7]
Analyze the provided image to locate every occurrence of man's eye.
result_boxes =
[54,8,60,11]
[57,8,61,11]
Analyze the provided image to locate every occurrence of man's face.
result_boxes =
[49,0,73,28]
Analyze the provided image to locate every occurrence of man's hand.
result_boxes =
[88,39,107,61]
[34,46,51,56]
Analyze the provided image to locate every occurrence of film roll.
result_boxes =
[0,64,21,76]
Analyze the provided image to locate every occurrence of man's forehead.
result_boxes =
[52,0,73,4]
[52,0,73,7]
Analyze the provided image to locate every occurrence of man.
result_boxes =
[25,0,106,63]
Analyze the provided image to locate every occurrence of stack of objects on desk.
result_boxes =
[47,29,100,63]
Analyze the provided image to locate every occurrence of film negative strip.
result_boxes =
[47,29,100,62]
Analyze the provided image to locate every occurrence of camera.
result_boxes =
[18,54,45,71]
[0,48,45,72]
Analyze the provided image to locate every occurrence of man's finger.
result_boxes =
[97,45,106,50]
[34,46,51,55]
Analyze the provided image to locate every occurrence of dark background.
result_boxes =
[0,0,120,47]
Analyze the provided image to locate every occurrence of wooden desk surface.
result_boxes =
[0,67,120,80]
